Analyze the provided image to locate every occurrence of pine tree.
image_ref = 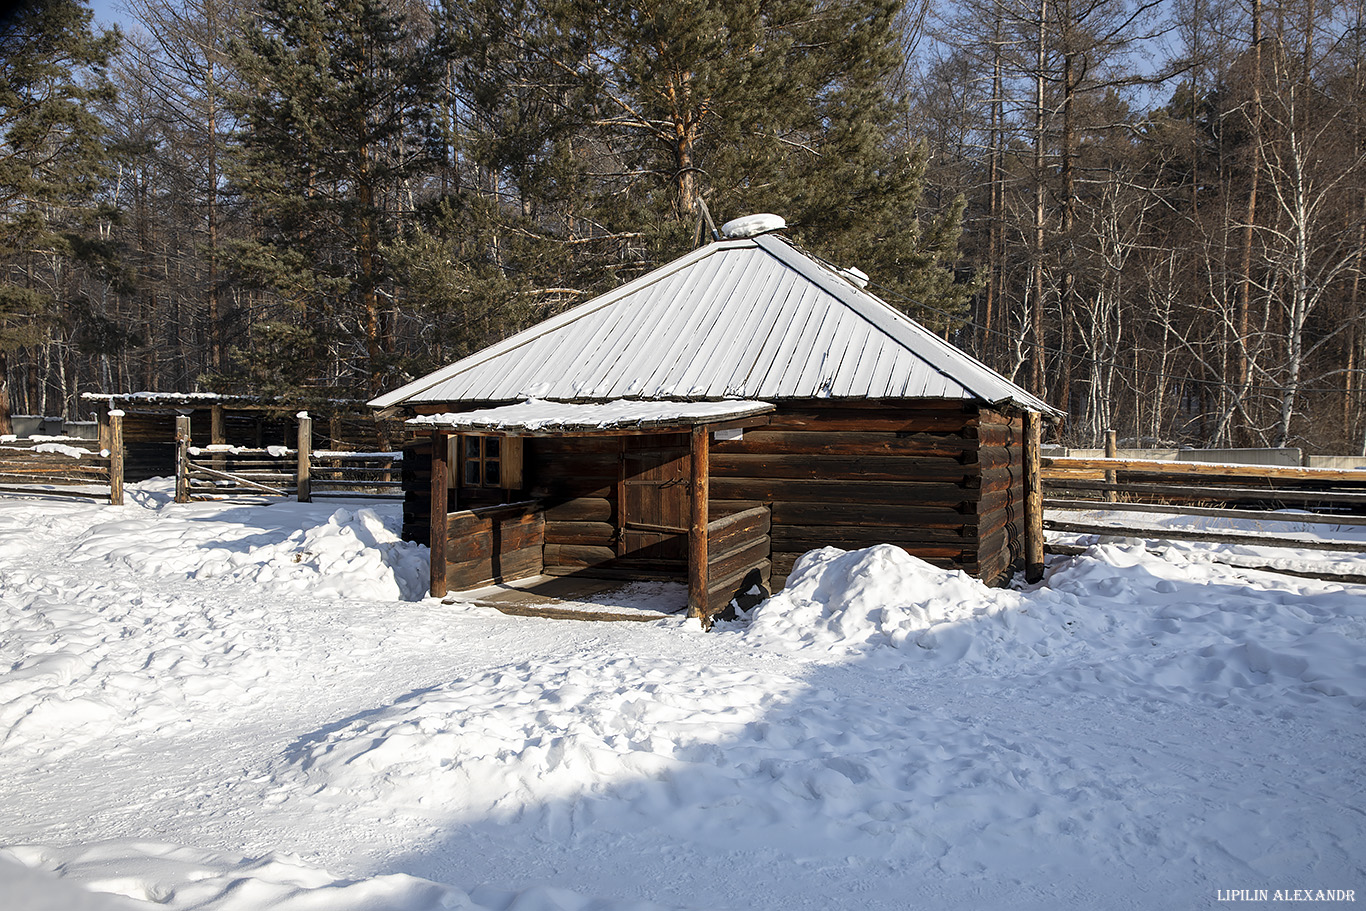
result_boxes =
[0,0,117,431]
[225,0,439,399]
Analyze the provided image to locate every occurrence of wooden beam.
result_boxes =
[1042,456,1366,483]
[1045,519,1366,553]
[174,415,192,504]
[1044,497,1366,527]
[688,425,709,620]
[1024,411,1044,582]
[1104,429,1117,503]
[430,429,449,598]
[108,410,124,506]
[296,412,312,503]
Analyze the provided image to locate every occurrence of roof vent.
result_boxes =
[840,266,870,289]
[720,213,787,239]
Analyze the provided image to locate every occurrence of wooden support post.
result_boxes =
[1104,428,1118,503]
[296,412,312,503]
[97,408,110,451]
[687,425,710,621]
[174,414,192,504]
[430,430,449,598]
[615,437,627,556]
[1024,411,1044,583]
[108,410,124,506]
[210,403,226,445]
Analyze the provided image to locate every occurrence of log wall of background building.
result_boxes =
[710,400,1017,587]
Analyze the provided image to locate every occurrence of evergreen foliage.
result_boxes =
[0,0,118,430]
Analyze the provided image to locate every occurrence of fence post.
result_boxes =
[174,414,192,504]
[108,410,125,506]
[297,411,312,503]
[1024,411,1044,583]
[1104,429,1118,503]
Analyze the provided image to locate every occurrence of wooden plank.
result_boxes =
[430,430,449,598]
[543,520,616,546]
[712,430,974,459]
[1042,479,1366,507]
[1043,456,1366,484]
[711,453,972,482]
[707,535,770,585]
[542,543,619,569]
[297,414,312,502]
[688,425,709,620]
[769,501,973,528]
[542,497,612,522]
[1024,411,1044,583]
[768,410,974,433]
[771,525,971,548]
[712,477,978,505]
[185,463,286,495]
[705,505,770,554]
[447,543,542,590]
[1044,498,1366,527]
[174,416,192,504]
[1044,519,1366,553]
[108,411,124,505]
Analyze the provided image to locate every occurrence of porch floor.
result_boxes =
[449,575,689,622]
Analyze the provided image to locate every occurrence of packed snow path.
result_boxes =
[0,483,1362,910]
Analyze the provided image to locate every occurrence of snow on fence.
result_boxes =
[173,414,402,504]
[1041,453,1366,581]
[0,412,124,504]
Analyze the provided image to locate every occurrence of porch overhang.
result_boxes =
[406,398,774,436]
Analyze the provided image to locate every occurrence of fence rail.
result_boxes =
[0,437,119,503]
[1042,455,1366,577]
[173,415,402,503]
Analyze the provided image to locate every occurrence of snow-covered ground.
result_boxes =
[1,483,1362,910]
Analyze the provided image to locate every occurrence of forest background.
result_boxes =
[1,0,1364,452]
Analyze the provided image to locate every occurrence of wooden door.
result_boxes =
[619,435,690,568]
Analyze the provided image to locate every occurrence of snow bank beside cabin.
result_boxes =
[75,498,428,602]
[743,542,1366,708]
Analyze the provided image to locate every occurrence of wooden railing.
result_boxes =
[172,414,403,503]
[443,501,545,592]
[702,503,771,618]
[0,438,118,503]
[1041,456,1366,566]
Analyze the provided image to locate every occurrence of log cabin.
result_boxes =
[371,219,1060,623]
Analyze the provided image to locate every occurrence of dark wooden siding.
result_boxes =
[973,409,1026,585]
[526,437,620,574]
[710,400,998,587]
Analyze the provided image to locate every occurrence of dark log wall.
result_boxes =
[527,436,620,574]
[710,400,1022,587]
[974,410,1026,585]
[446,502,544,590]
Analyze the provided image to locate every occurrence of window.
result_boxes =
[463,435,500,487]
[450,434,522,489]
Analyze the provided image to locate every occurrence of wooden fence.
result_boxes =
[0,411,124,504]
[173,413,402,503]
[1041,454,1366,579]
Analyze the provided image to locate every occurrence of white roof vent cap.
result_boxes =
[720,213,787,239]
[840,266,870,289]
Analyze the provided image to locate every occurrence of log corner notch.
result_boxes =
[687,424,710,623]
[429,428,450,598]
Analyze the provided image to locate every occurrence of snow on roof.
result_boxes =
[407,398,775,434]
[372,233,1059,415]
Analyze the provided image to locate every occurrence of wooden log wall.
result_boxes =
[710,400,1022,587]
[527,436,623,576]
[401,440,434,543]
[445,502,545,590]
[704,504,771,618]
[974,409,1026,586]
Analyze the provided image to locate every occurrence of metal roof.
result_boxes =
[407,399,774,434]
[372,233,1057,414]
